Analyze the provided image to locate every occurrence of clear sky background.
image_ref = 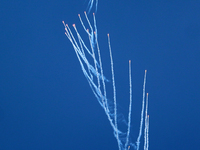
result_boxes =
[0,1,200,150]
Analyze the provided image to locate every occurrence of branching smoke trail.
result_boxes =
[63,14,124,149]
[63,4,149,149]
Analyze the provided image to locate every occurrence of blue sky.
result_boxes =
[0,1,200,150]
